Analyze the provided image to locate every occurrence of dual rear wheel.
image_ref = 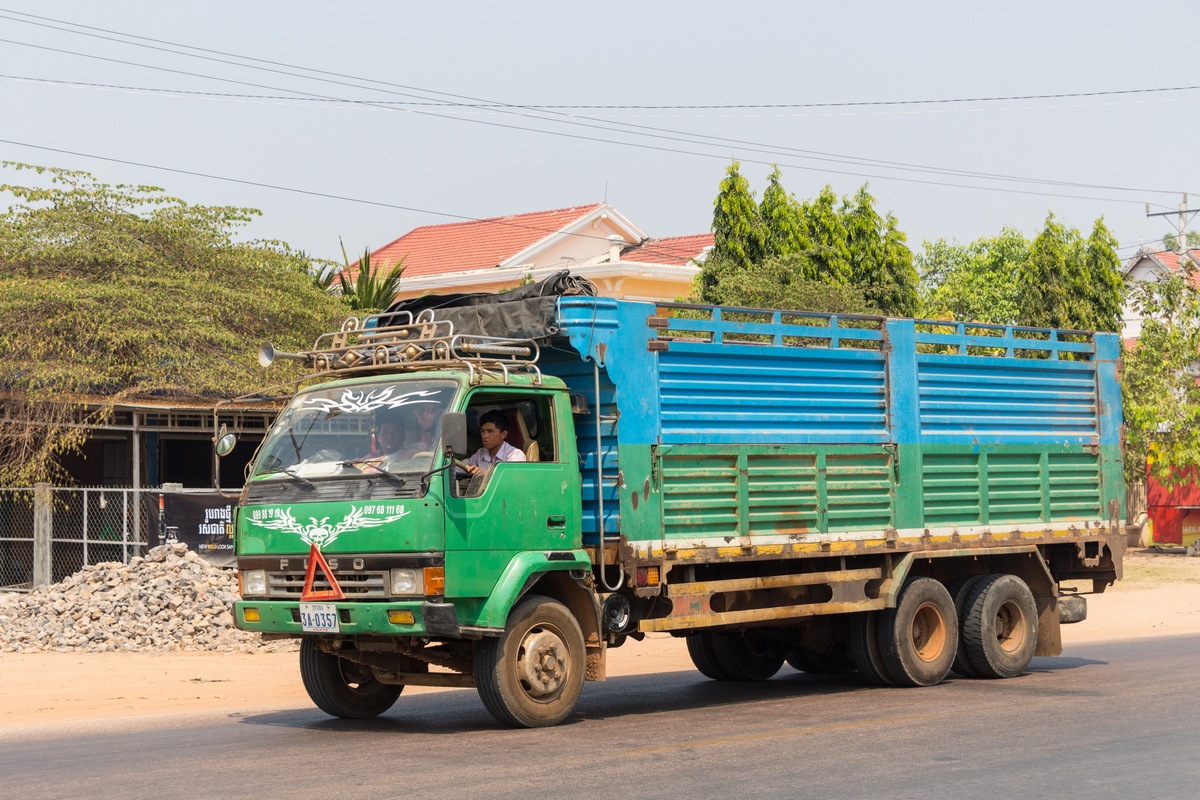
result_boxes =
[687,573,1038,689]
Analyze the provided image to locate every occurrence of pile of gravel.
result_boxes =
[0,543,296,653]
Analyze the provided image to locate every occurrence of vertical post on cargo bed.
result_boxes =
[885,320,923,527]
[595,360,622,591]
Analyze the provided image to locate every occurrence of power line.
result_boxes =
[2,7,1197,111]
[0,45,1173,210]
[0,138,710,263]
[0,10,1186,202]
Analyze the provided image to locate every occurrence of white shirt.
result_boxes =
[464,440,527,469]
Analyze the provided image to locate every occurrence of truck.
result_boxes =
[217,274,1125,728]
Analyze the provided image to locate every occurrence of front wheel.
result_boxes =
[474,595,586,728]
[299,637,403,719]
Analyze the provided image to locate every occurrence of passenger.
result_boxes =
[463,410,527,476]
[375,418,405,458]
[408,403,440,452]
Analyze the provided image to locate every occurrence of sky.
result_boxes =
[2,1,1199,269]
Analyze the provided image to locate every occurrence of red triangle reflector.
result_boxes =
[301,543,346,601]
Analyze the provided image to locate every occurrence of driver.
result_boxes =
[463,410,527,476]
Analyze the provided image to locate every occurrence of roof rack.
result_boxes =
[258,309,542,385]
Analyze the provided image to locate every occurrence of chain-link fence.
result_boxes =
[0,489,35,591]
[49,487,156,582]
[0,485,158,592]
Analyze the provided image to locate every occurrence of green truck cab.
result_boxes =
[221,282,1124,728]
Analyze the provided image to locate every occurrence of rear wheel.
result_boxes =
[948,575,986,677]
[849,611,894,685]
[299,637,403,719]
[878,578,957,687]
[961,574,1038,679]
[687,632,732,680]
[474,595,586,728]
[787,644,855,675]
[712,632,785,681]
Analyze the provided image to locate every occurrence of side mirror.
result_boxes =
[440,412,468,458]
[215,424,237,458]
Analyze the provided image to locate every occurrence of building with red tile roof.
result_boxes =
[350,203,710,302]
[1122,247,1200,339]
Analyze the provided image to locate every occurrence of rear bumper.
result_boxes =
[234,599,460,637]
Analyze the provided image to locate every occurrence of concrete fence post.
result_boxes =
[33,483,52,588]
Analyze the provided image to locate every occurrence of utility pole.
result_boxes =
[1146,193,1200,253]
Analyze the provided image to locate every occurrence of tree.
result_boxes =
[1017,213,1077,329]
[799,186,853,284]
[1161,231,1200,252]
[1077,218,1124,333]
[707,254,877,315]
[336,240,406,313]
[699,166,916,316]
[0,163,348,485]
[702,161,763,301]
[759,166,807,260]
[918,232,1029,324]
[1122,267,1200,486]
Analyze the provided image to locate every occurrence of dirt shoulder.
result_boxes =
[1,550,1196,737]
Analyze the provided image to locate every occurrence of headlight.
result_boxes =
[241,569,267,596]
[390,568,424,596]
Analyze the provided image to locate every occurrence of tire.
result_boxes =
[299,637,403,719]
[961,574,1038,679]
[687,632,733,680]
[948,575,986,677]
[785,646,817,673]
[712,632,785,681]
[474,595,586,728]
[787,645,856,675]
[849,611,894,686]
[878,577,958,687]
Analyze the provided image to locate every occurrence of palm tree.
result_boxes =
[336,239,406,313]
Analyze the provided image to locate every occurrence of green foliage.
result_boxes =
[700,166,916,316]
[0,163,349,484]
[1122,269,1200,486]
[707,254,877,314]
[1015,214,1123,332]
[337,239,406,313]
[919,217,1122,332]
[1161,231,1200,252]
[1078,219,1124,333]
[759,167,807,259]
[703,161,763,300]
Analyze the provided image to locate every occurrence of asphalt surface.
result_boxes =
[2,635,1197,800]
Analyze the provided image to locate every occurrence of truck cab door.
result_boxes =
[444,391,582,600]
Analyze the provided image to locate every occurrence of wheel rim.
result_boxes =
[516,623,571,701]
[994,600,1028,654]
[336,659,378,692]
[910,602,948,663]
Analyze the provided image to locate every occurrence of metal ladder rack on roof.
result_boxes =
[283,309,543,385]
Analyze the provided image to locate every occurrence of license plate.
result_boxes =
[299,602,339,633]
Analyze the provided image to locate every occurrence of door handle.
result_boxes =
[546,515,567,529]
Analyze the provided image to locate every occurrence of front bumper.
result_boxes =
[234,599,460,638]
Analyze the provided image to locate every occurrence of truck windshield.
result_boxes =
[250,379,456,482]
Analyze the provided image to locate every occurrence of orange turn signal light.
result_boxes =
[424,567,446,595]
[388,610,415,625]
[243,608,261,622]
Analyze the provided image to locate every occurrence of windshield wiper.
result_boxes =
[341,458,407,487]
[279,466,316,491]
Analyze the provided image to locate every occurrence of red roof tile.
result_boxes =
[359,204,604,280]
[621,233,713,266]
[1130,249,1200,288]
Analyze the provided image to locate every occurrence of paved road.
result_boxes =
[3,636,1198,800]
